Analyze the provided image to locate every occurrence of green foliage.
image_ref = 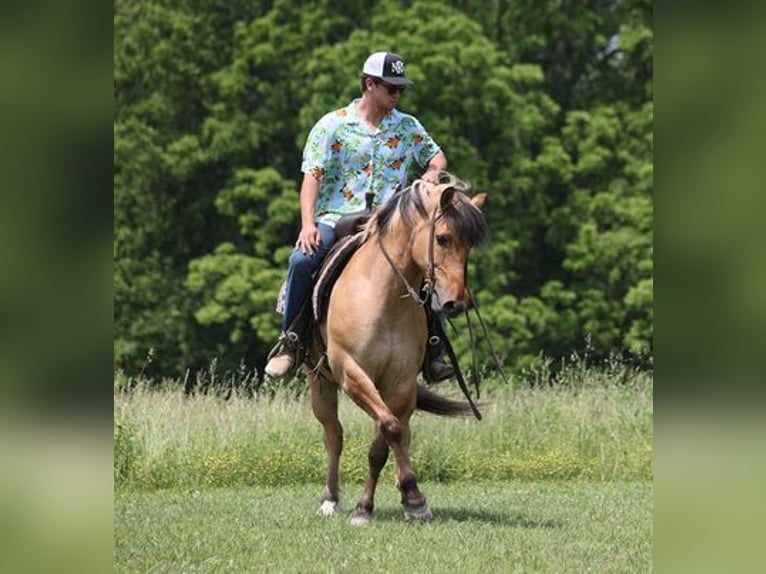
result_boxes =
[113,417,139,485]
[114,0,653,380]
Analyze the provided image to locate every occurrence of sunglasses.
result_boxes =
[375,80,406,95]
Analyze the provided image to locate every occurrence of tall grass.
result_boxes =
[114,363,652,490]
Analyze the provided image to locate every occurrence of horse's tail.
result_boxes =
[416,385,481,417]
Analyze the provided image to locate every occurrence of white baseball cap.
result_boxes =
[362,52,414,86]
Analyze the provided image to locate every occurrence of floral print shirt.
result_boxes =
[301,99,441,226]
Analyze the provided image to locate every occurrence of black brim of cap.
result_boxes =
[381,76,414,86]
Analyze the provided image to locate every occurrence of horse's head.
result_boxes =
[415,179,488,318]
[368,174,488,317]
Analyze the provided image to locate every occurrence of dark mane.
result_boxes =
[366,174,488,248]
[373,181,428,235]
[441,191,489,248]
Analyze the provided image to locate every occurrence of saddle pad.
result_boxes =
[312,233,364,323]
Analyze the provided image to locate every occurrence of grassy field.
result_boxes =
[114,365,652,572]
[115,367,652,489]
[115,480,651,573]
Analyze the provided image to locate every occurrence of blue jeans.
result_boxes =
[282,222,337,334]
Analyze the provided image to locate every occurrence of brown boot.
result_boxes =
[425,358,455,383]
[264,331,301,378]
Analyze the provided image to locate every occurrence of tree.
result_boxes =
[113,0,653,380]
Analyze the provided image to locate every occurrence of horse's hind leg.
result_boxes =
[349,431,389,526]
[309,373,343,516]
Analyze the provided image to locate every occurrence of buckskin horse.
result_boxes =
[307,173,488,525]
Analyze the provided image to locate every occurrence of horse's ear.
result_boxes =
[439,186,455,210]
[471,193,487,210]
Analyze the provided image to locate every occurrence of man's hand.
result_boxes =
[296,223,321,255]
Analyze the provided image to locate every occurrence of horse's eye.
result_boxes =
[435,234,450,247]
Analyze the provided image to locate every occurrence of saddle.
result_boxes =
[311,206,374,322]
[311,231,365,324]
[278,212,369,363]
[278,228,364,377]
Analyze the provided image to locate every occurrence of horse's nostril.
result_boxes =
[442,301,460,317]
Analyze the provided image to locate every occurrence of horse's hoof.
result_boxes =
[316,500,341,517]
[349,509,371,526]
[403,503,433,523]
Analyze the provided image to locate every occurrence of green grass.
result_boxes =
[114,481,652,573]
[114,370,652,489]
[114,366,652,572]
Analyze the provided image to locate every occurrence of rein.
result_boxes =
[435,288,510,420]
[377,203,440,306]
[365,183,503,419]
[375,201,485,419]
[378,239,427,305]
[431,309,483,420]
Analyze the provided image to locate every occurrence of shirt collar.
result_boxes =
[347,99,398,128]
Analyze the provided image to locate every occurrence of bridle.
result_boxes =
[375,191,508,420]
[376,199,485,419]
[377,202,441,307]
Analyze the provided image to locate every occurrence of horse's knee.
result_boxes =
[324,419,343,439]
[379,418,403,443]
[312,401,339,425]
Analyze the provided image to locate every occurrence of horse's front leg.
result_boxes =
[349,431,389,526]
[309,373,343,516]
[394,409,432,522]
[339,362,431,524]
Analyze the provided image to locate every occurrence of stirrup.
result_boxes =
[265,331,302,378]
[267,330,301,361]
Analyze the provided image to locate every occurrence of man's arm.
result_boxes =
[296,173,321,254]
[422,151,447,184]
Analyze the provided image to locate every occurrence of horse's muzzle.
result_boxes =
[440,300,467,318]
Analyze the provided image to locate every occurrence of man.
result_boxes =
[265,51,453,381]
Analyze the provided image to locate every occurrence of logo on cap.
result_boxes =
[391,60,405,76]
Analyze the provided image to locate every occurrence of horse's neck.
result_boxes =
[363,234,423,298]
[328,232,427,347]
